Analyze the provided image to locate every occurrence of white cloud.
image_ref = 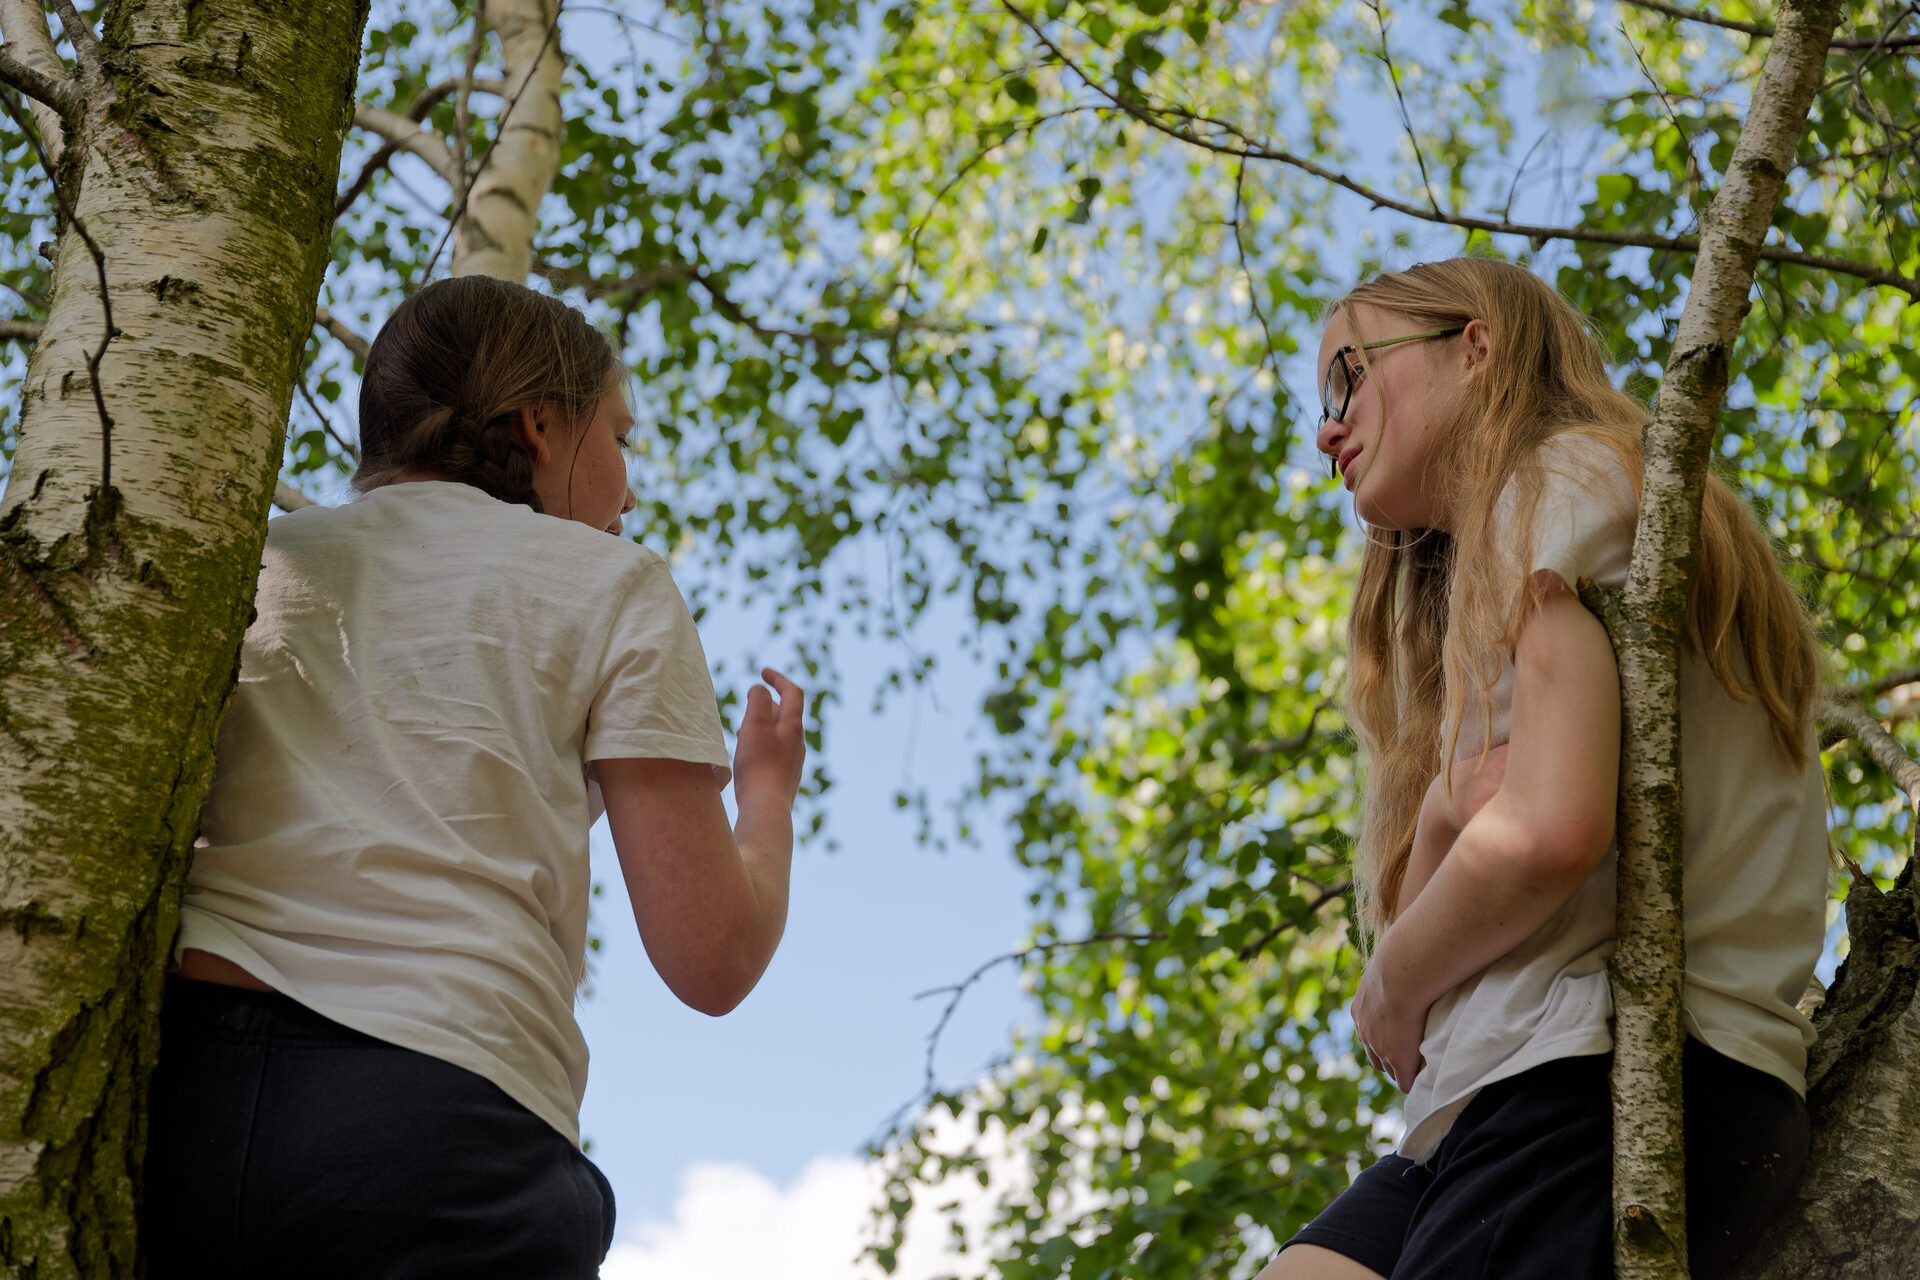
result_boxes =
[601,1114,1022,1280]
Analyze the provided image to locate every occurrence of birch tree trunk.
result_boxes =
[0,1,369,1273]
[1608,1,1840,1276]
[451,0,564,280]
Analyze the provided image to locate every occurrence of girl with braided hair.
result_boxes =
[145,275,806,1278]
[1259,258,1828,1280]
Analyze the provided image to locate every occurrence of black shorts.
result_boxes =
[1283,1039,1808,1280]
[145,978,616,1280]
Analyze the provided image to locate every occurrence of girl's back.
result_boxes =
[185,480,728,1142]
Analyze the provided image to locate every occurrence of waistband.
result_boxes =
[162,975,388,1047]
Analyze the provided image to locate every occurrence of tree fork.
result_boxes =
[1607,0,1841,1276]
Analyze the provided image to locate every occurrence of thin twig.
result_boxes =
[451,15,487,233]
[1231,158,1280,381]
[296,375,360,462]
[1237,884,1349,960]
[313,304,371,362]
[1617,0,1920,48]
[537,259,965,346]
[1364,0,1439,214]
[912,931,1167,1094]
[1619,23,1702,230]
[997,0,1920,299]
[336,77,509,217]
[1226,699,1336,757]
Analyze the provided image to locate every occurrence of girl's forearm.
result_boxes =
[1374,795,1601,1016]
[732,793,793,955]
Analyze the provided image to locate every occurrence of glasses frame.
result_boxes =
[1318,326,1466,478]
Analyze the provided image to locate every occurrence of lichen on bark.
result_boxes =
[0,1,372,1274]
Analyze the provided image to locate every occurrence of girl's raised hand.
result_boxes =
[732,668,806,807]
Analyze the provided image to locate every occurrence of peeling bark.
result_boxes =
[1608,1,1842,1277]
[0,0,370,1273]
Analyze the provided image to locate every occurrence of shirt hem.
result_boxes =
[175,913,583,1147]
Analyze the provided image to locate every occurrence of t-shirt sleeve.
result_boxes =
[1511,436,1638,592]
[584,558,732,787]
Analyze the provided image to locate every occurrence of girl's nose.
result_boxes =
[621,485,637,516]
[1316,413,1348,465]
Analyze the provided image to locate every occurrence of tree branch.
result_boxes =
[350,102,458,184]
[2,85,113,490]
[535,258,959,346]
[999,0,1920,300]
[0,44,76,115]
[273,478,316,511]
[912,931,1167,1095]
[46,0,103,71]
[1617,0,1920,49]
[1821,702,1920,809]
[1604,0,1843,1272]
[335,77,509,217]
[314,304,371,363]
[0,318,41,343]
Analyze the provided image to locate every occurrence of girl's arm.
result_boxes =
[597,669,807,1016]
[1354,577,1619,1090]
[1400,744,1509,910]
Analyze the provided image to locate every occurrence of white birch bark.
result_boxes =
[1607,1,1841,1276]
[451,0,564,280]
[0,0,368,1273]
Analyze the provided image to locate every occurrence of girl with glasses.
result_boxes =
[1262,257,1827,1280]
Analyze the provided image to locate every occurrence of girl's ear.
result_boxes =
[1461,319,1493,374]
[506,405,555,465]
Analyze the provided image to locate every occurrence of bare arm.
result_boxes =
[1400,743,1509,910]
[1355,578,1620,1090]
[597,669,806,1016]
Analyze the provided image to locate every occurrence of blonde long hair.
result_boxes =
[1340,259,1820,938]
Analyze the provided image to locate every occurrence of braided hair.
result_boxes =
[353,276,619,511]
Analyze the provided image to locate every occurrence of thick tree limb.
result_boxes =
[0,44,75,115]
[0,318,41,343]
[0,0,71,158]
[350,102,459,184]
[1822,702,1920,809]
[273,478,316,511]
[1606,0,1843,1275]
[444,0,565,280]
[999,1,1920,300]
[1618,0,1920,49]
[314,304,371,362]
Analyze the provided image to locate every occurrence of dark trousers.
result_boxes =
[1286,1039,1810,1279]
[145,978,615,1280]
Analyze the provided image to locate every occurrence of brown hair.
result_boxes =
[353,275,620,511]
[1337,258,1822,937]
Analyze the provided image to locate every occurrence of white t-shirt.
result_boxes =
[1396,436,1830,1161]
[177,481,731,1145]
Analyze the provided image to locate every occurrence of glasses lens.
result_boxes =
[1322,353,1351,423]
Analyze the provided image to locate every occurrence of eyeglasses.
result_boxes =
[1319,327,1465,478]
